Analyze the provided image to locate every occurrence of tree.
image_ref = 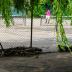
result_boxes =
[13,0,34,48]
[0,0,13,26]
[53,0,72,52]
[0,0,72,54]
[0,0,34,55]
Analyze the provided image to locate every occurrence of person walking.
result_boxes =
[45,9,51,24]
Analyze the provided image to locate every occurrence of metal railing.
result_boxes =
[40,15,72,26]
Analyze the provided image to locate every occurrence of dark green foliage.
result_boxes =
[58,0,69,8]
[33,4,46,17]
[57,0,69,16]
[13,0,25,12]
[33,0,71,17]
[13,0,30,16]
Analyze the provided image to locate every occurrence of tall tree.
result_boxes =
[30,0,34,48]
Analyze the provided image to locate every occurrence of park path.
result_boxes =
[0,53,72,72]
[0,25,57,52]
[0,18,72,52]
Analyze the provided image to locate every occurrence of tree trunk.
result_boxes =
[30,0,34,48]
[0,43,4,56]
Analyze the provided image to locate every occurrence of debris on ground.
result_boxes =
[0,47,42,57]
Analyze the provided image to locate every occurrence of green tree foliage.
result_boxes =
[53,0,72,52]
[13,0,25,12]
[67,0,72,25]
[33,0,71,16]
[0,0,12,27]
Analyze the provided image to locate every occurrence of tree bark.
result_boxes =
[0,43,4,56]
[30,0,34,48]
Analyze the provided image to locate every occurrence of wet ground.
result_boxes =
[0,53,72,72]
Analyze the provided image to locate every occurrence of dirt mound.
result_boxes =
[0,47,42,57]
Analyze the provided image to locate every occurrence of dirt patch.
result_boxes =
[0,46,42,57]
